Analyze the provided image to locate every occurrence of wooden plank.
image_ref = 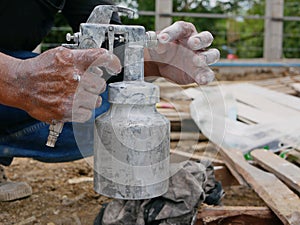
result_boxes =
[228,83,300,113]
[286,150,300,166]
[170,132,207,141]
[252,77,297,95]
[222,84,300,119]
[237,115,257,125]
[236,101,279,124]
[170,149,223,164]
[265,84,288,90]
[293,76,300,82]
[273,88,296,95]
[218,147,300,225]
[253,79,280,86]
[197,206,282,225]
[251,149,300,195]
[217,150,249,186]
[157,108,191,121]
[186,83,300,127]
[213,165,240,187]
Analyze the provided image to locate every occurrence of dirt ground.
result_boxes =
[0,158,110,225]
[0,156,265,225]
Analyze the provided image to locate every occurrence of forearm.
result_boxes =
[0,52,23,109]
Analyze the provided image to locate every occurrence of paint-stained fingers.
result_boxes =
[72,107,93,123]
[193,48,220,67]
[74,82,103,109]
[190,49,219,85]
[78,93,102,110]
[193,67,215,85]
[72,90,102,121]
[80,71,106,95]
[157,21,198,44]
[73,48,122,75]
[187,31,214,50]
[88,66,104,77]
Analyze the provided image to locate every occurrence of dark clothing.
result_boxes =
[94,161,224,225]
[0,50,111,166]
[0,0,120,51]
[0,0,121,165]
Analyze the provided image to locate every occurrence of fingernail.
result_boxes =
[192,37,201,48]
[158,33,170,43]
[189,37,206,50]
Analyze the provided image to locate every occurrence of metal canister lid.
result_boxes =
[108,81,160,104]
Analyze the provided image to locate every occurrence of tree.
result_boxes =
[42,0,300,58]
[283,0,300,58]
[42,13,72,52]
[233,0,265,58]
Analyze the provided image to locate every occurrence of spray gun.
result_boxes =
[45,5,134,147]
[46,5,170,199]
[45,5,156,147]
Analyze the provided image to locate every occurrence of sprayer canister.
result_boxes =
[94,81,170,199]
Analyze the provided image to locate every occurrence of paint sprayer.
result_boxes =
[46,5,170,199]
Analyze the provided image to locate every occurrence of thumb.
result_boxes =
[73,48,122,75]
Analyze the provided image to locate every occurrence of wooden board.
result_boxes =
[224,83,300,114]
[170,132,207,141]
[216,148,249,186]
[185,83,300,128]
[236,101,279,124]
[170,149,223,164]
[286,150,300,166]
[213,165,240,187]
[188,83,300,151]
[251,149,300,195]
[218,147,300,225]
[252,75,300,95]
[222,84,300,119]
[197,206,282,225]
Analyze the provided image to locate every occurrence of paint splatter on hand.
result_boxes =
[15,47,121,123]
[146,21,220,85]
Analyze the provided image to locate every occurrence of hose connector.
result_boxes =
[46,122,64,147]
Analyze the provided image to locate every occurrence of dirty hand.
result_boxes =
[14,47,121,123]
[145,21,220,85]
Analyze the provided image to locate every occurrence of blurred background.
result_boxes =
[42,0,300,60]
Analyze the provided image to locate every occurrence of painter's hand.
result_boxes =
[145,21,220,85]
[16,47,121,123]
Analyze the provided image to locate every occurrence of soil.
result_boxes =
[0,157,265,225]
[0,158,109,225]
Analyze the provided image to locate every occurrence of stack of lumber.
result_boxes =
[155,75,300,225]
[252,74,300,95]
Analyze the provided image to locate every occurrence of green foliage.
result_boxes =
[42,12,72,52]
[114,0,265,58]
[283,0,300,58]
[233,0,265,58]
[42,0,300,58]
[115,0,156,30]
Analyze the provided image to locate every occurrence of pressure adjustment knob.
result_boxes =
[66,33,79,44]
